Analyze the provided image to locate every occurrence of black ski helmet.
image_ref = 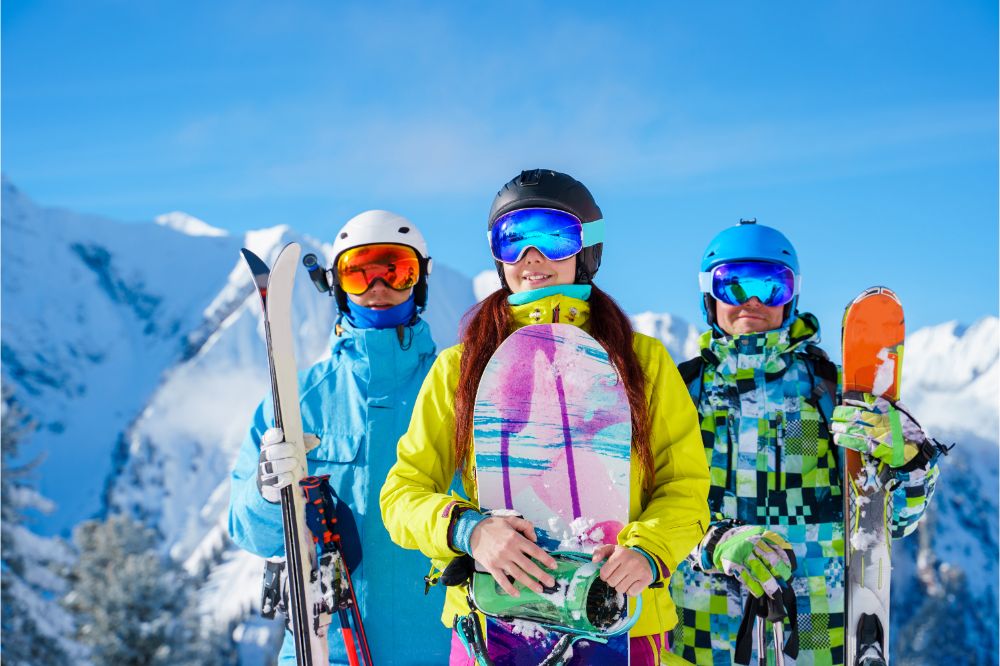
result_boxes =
[487,169,604,287]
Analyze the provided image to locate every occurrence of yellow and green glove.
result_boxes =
[696,520,795,598]
[830,395,928,469]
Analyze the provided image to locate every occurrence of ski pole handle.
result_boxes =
[765,589,787,623]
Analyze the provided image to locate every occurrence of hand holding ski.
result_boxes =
[831,397,942,482]
[257,427,320,503]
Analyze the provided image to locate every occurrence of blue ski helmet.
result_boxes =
[699,219,800,333]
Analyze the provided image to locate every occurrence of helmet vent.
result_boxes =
[398,226,410,234]
[519,169,542,186]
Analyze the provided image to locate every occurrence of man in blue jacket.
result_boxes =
[229,210,447,664]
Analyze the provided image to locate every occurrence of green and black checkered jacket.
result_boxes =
[668,313,939,666]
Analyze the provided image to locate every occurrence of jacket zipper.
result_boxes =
[775,411,784,491]
[726,413,736,492]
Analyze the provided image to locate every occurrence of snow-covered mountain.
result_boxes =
[2,178,996,663]
[891,317,999,663]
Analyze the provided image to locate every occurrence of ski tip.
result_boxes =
[275,242,302,265]
[849,286,901,306]
[240,248,269,272]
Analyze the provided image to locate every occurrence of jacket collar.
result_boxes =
[509,293,591,331]
[699,312,822,379]
[329,317,436,378]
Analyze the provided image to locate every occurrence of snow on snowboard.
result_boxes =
[472,324,636,665]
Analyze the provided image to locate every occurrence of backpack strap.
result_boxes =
[801,343,839,425]
[678,348,721,405]
[677,356,705,388]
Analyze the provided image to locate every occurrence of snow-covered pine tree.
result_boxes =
[63,514,236,666]
[1,385,74,665]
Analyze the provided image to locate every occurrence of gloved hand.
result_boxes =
[256,427,320,504]
[697,521,795,598]
[831,395,929,469]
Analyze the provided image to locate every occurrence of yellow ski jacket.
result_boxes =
[379,294,710,636]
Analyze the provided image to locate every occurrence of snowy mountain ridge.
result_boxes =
[904,317,998,443]
[2,177,996,663]
[155,211,228,237]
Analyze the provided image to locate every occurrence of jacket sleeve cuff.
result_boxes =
[630,546,666,583]
[451,509,487,555]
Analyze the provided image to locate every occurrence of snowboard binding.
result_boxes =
[446,551,642,666]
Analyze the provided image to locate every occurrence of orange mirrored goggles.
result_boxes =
[335,243,421,295]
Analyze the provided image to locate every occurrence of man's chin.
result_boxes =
[732,323,772,335]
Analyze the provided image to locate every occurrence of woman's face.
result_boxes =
[502,248,578,293]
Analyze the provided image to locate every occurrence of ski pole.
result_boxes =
[755,614,768,666]
[773,621,785,666]
[765,591,788,666]
[754,592,787,666]
[337,606,361,666]
[340,549,373,666]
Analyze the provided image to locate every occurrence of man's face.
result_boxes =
[347,281,413,309]
[715,297,785,335]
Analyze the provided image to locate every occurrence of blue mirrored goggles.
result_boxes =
[488,207,605,264]
[699,261,800,307]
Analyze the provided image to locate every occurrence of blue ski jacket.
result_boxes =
[229,318,448,665]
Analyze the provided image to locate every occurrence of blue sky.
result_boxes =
[3,1,997,339]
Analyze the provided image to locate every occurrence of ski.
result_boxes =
[841,286,904,666]
[242,244,330,666]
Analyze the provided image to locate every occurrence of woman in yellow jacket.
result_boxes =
[380,169,710,665]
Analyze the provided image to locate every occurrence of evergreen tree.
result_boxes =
[63,514,236,666]
[1,387,72,666]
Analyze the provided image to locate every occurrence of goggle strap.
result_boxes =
[698,271,713,293]
[582,219,605,247]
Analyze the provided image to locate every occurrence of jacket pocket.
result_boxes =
[307,432,363,464]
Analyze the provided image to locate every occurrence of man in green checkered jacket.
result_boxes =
[668,220,946,666]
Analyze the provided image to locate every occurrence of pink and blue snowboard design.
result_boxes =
[474,324,632,664]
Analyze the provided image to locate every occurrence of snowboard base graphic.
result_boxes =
[473,324,633,665]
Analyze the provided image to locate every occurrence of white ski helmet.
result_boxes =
[332,210,430,262]
[315,210,432,311]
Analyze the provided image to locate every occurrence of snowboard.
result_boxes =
[473,323,633,665]
[841,286,904,666]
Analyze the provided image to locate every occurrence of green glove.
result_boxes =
[698,522,795,598]
[831,395,928,468]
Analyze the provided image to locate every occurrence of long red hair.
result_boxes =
[453,285,654,493]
